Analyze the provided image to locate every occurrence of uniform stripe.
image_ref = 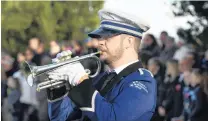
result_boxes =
[101,21,144,33]
[100,20,144,38]
[48,92,69,103]
[101,24,142,38]
[101,20,136,29]
[141,68,154,77]
[138,68,144,75]
[80,90,98,112]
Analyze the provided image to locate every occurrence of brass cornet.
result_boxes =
[23,51,102,91]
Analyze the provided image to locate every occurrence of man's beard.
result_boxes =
[105,41,124,65]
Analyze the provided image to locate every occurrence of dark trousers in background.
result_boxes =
[151,107,165,121]
[21,103,39,121]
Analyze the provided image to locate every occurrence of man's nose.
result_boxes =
[98,39,105,47]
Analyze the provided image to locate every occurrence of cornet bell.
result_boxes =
[23,51,102,91]
[23,61,36,87]
[27,74,34,87]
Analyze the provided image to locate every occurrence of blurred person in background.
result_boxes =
[29,38,41,52]
[201,50,208,70]
[1,68,8,106]
[1,67,10,121]
[173,44,193,62]
[29,38,43,66]
[141,34,161,57]
[17,52,25,64]
[178,54,194,87]
[13,48,38,121]
[148,58,165,88]
[61,40,73,51]
[16,52,26,71]
[7,77,22,121]
[13,50,38,106]
[180,53,195,72]
[201,70,208,98]
[159,36,177,63]
[36,56,51,121]
[178,70,192,121]
[187,69,208,121]
[84,37,98,54]
[186,52,200,69]
[148,58,166,121]
[1,51,18,77]
[139,51,153,69]
[25,48,35,64]
[71,40,84,56]
[91,37,99,48]
[159,31,169,51]
[49,40,61,58]
[158,59,183,121]
[33,41,46,66]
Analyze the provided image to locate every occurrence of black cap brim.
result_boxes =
[88,27,120,38]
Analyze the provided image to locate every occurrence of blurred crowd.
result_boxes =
[1,31,208,121]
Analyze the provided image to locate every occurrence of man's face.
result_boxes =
[97,35,124,64]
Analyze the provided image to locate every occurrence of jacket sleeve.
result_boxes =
[47,86,81,121]
[68,78,156,121]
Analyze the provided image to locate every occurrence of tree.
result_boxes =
[172,1,208,50]
[1,1,103,55]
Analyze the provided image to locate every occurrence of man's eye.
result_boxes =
[97,38,103,41]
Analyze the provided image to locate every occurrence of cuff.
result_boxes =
[47,86,67,101]
[68,79,98,112]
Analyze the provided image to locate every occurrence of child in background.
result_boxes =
[7,77,22,121]
[181,71,192,121]
[188,69,208,121]
[158,59,182,121]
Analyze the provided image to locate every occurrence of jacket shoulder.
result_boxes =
[125,68,154,82]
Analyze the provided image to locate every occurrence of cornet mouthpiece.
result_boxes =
[98,51,102,55]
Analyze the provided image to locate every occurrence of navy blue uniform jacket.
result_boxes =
[48,61,157,121]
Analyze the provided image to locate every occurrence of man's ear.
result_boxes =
[126,36,135,49]
[121,34,135,49]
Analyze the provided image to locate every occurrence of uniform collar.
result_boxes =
[110,60,139,74]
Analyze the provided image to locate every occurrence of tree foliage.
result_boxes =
[172,1,208,50]
[1,1,103,54]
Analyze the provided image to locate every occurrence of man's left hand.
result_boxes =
[48,62,89,86]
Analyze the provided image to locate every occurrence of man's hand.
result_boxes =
[48,62,88,86]
[48,50,89,86]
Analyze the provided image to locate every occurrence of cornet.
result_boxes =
[23,51,102,91]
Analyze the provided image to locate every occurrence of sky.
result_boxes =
[143,0,191,42]
[143,0,206,43]
[103,0,196,42]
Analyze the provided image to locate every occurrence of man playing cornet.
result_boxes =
[47,0,157,121]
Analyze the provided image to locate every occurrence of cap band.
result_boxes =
[100,20,143,38]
